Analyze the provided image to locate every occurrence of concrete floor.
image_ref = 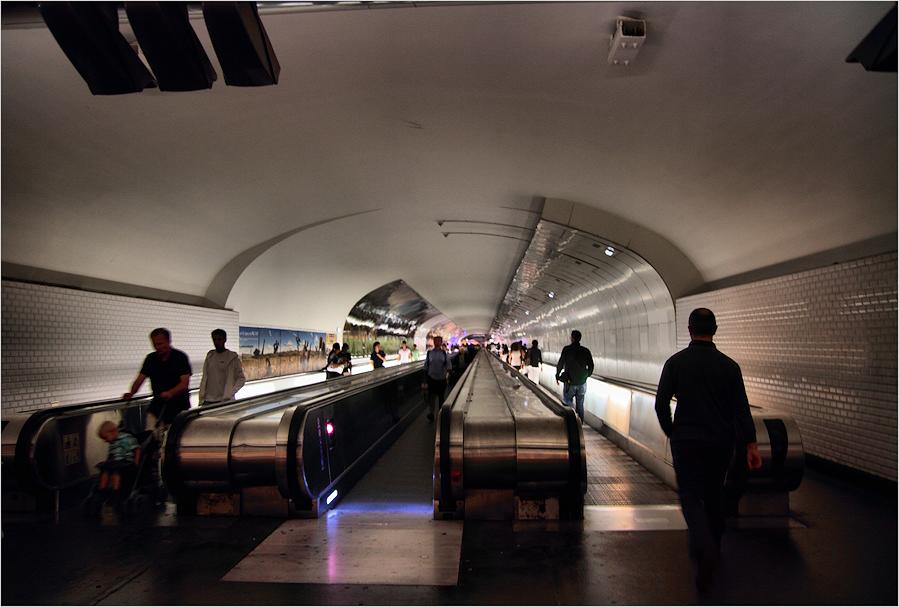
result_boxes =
[2,408,896,605]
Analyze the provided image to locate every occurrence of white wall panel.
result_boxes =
[1,281,239,413]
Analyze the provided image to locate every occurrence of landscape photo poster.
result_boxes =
[239,326,330,381]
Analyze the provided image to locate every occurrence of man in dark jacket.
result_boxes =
[555,330,594,421]
[655,308,762,591]
[424,336,452,421]
[526,339,543,383]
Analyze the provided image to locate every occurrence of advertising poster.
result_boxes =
[239,326,330,381]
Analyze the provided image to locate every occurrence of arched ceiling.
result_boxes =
[2,2,896,337]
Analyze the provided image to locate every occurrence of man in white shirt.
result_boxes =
[199,329,246,405]
[397,340,413,364]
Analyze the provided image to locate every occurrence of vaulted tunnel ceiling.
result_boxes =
[2,2,896,338]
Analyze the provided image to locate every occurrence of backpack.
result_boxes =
[563,345,591,384]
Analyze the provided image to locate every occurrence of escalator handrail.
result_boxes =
[11,396,153,495]
[489,354,587,499]
[437,351,479,512]
[163,361,432,501]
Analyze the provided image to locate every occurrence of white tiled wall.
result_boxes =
[677,252,898,481]
[1,281,239,413]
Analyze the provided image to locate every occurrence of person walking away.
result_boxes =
[526,339,543,384]
[423,336,452,421]
[325,342,343,379]
[654,308,762,591]
[555,330,594,421]
[198,329,246,405]
[371,341,386,369]
[123,328,192,435]
[398,340,413,364]
[509,342,523,370]
[456,342,467,368]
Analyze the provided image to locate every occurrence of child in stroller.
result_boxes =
[86,418,165,515]
[97,420,140,493]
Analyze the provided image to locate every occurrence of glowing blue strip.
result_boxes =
[326,490,339,505]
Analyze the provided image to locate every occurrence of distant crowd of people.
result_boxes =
[489,334,591,420]
[488,339,544,384]
[323,339,426,378]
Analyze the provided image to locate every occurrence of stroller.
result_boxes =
[85,405,168,517]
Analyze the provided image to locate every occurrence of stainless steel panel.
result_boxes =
[463,417,517,489]
[456,350,583,498]
[628,391,668,457]
[231,416,282,487]
[170,366,424,498]
[448,354,479,501]
[514,416,571,493]
[175,417,236,490]
[748,413,805,492]
[8,402,144,492]
[457,351,516,490]
[1,415,29,478]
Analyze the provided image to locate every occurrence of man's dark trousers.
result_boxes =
[670,439,734,561]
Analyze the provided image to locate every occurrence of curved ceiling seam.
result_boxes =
[206,209,381,308]
[440,232,533,244]
[541,198,705,300]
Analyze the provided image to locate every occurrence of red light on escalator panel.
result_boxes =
[450,469,462,483]
[324,419,337,450]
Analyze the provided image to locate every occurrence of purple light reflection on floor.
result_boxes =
[329,501,434,515]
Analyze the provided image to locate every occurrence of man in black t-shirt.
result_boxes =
[371,342,386,369]
[123,328,192,430]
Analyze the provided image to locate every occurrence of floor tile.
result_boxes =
[583,504,687,531]
[222,511,464,586]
